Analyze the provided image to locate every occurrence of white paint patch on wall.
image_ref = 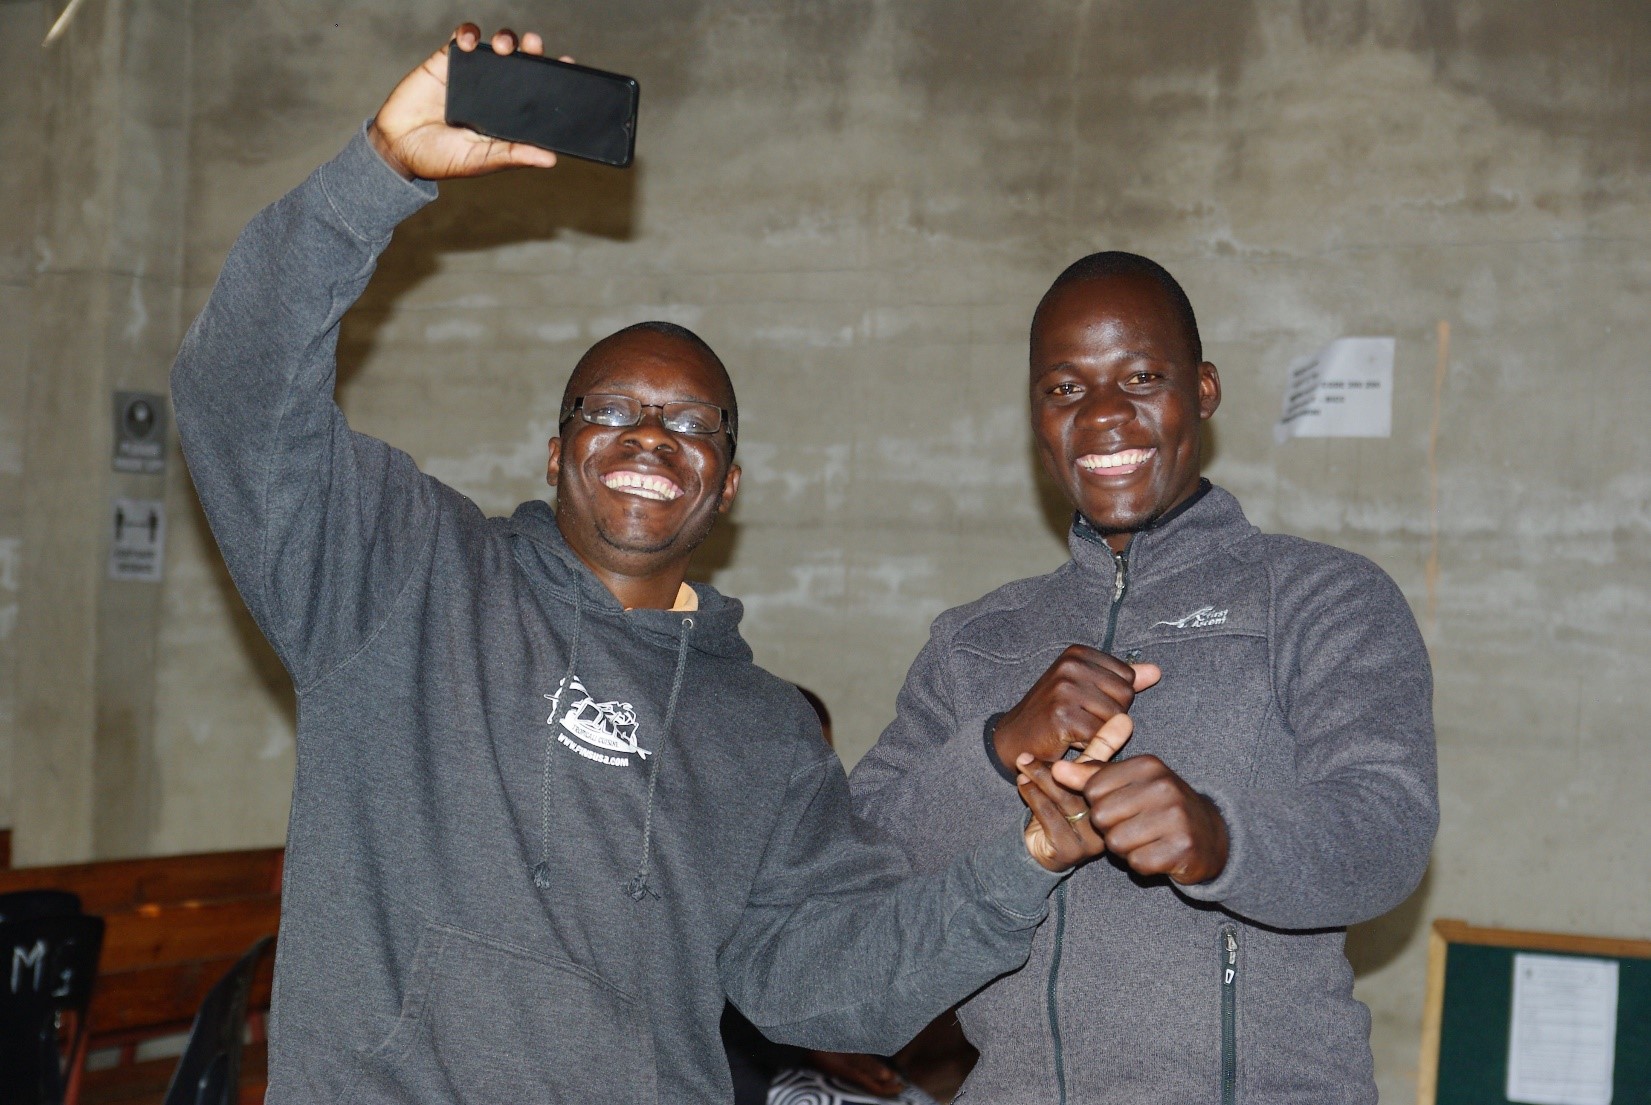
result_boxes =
[258,716,292,761]
[749,322,856,348]
[0,536,17,646]
[588,305,706,336]
[732,547,948,627]
[423,419,558,516]
[532,320,582,344]
[734,440,852,509]
[123,275,149,343]
[0,537,18,592]
[871,408,1033,505]
[423,317,487,343]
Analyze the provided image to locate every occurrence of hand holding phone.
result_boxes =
[369,26,598,181]
[446,45,639,168]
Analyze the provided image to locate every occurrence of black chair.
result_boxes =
[161,935,274,1105]
[0,890,83,922]
[0,912,105,1105]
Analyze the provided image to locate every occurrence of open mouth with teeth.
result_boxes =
[601,471,685,502]
[1077,447,1156,474]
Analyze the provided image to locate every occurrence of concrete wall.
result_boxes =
[5,1,1649,1098]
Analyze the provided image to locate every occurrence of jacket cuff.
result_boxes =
[967,821,1067,924]
[982,712,1017,784]
[313,121,439,244]
[1170,786,1242,903]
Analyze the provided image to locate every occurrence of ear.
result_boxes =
[717,463,741,515]
[545,437,562,487]
[1197,362,1222,420]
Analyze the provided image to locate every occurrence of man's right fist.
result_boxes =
[991,645,1160,773]
[367,24,561,181]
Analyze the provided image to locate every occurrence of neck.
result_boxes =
[584,560,688,610]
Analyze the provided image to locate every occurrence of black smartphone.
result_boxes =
[445,45,639,168]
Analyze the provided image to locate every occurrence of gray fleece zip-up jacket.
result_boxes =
[850,488,1438,1104]
[171,128,1068,1105]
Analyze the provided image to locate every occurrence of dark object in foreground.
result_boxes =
[161,937,274,1105]
[446,44,638,167]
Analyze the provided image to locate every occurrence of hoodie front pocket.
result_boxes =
[344,922,656,1105]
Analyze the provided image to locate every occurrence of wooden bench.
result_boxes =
[0,847,283,1104]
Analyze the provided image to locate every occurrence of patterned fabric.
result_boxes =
[766,1066,941,1105]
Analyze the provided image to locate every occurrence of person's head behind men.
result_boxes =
[1029,252,1221,553]
[546,321,741,601]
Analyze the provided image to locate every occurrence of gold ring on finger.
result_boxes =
[1064,810,1088,824]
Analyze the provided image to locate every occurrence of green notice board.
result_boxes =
[1420,919,1651,1105]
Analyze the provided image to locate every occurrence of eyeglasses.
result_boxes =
[560,393,736,448]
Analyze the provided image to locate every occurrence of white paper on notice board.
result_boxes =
[1505,952,1618,1105]
[1274,337,1394,441]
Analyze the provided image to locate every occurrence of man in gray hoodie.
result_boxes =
[850,252,1439,1103]
[172,24,1107,1105]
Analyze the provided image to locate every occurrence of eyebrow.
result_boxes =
[1032,349,1169,378]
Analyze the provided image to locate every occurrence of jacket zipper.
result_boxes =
[1046,882,1069,1105]
[1101,547,1129,652]
[1046,542,1131,1104]
[1221,925,1239,1105]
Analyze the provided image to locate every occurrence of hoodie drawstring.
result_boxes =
[625,615,693,902]
[533,587,585,891]
[530,595,694,906]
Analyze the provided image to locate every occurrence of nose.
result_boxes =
[620,406,677,451]
[1080,384,1132,430]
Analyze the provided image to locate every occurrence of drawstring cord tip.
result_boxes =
[625,874,658,902]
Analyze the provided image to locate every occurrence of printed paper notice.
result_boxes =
[1506,952,1618,1105]
[1274,337,1394,441]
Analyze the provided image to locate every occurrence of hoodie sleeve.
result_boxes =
[1176,552,1439,928]
[720,745,1064,1055]
[847,615,1028,865]
[171,126,444,689]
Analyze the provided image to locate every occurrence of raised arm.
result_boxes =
[171,26,560,686]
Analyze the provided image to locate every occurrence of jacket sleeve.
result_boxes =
[720,743,1063,1055]
[171,127,446,690]
[847,617,1028,869]
[1177,554,1439,929]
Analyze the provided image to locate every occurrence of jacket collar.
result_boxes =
[1067,481,1256,585]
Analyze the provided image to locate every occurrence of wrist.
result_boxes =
[366,120,416,181]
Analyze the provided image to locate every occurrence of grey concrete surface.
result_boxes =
[3,1,1648,1099]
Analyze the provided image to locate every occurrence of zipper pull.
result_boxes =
[1112,552,1128,603]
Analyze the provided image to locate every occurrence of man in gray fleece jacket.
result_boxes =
[850,253,1438,1103]
[171,25,1107,1105]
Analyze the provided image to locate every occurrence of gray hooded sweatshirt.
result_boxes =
[171,128,1066,1105]
[850,489,1438,1104]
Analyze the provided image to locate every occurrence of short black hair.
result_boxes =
[1035,252,1202,362]
[562,320,739,450]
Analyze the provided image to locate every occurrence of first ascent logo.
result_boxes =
[545,677,650,768]
[1153,605,1230,630]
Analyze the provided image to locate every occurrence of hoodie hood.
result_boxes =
[503,498,754,663]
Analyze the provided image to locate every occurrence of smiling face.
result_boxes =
[1030,273,1220,551]
[546,329,740,591]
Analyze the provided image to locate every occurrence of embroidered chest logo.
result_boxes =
[546,676,651,768]
[1153,605,1230,630]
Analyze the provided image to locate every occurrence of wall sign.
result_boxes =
[112,390,167,474]
[108,498,165,582]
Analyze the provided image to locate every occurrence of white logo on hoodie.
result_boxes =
[546,677,650,768]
